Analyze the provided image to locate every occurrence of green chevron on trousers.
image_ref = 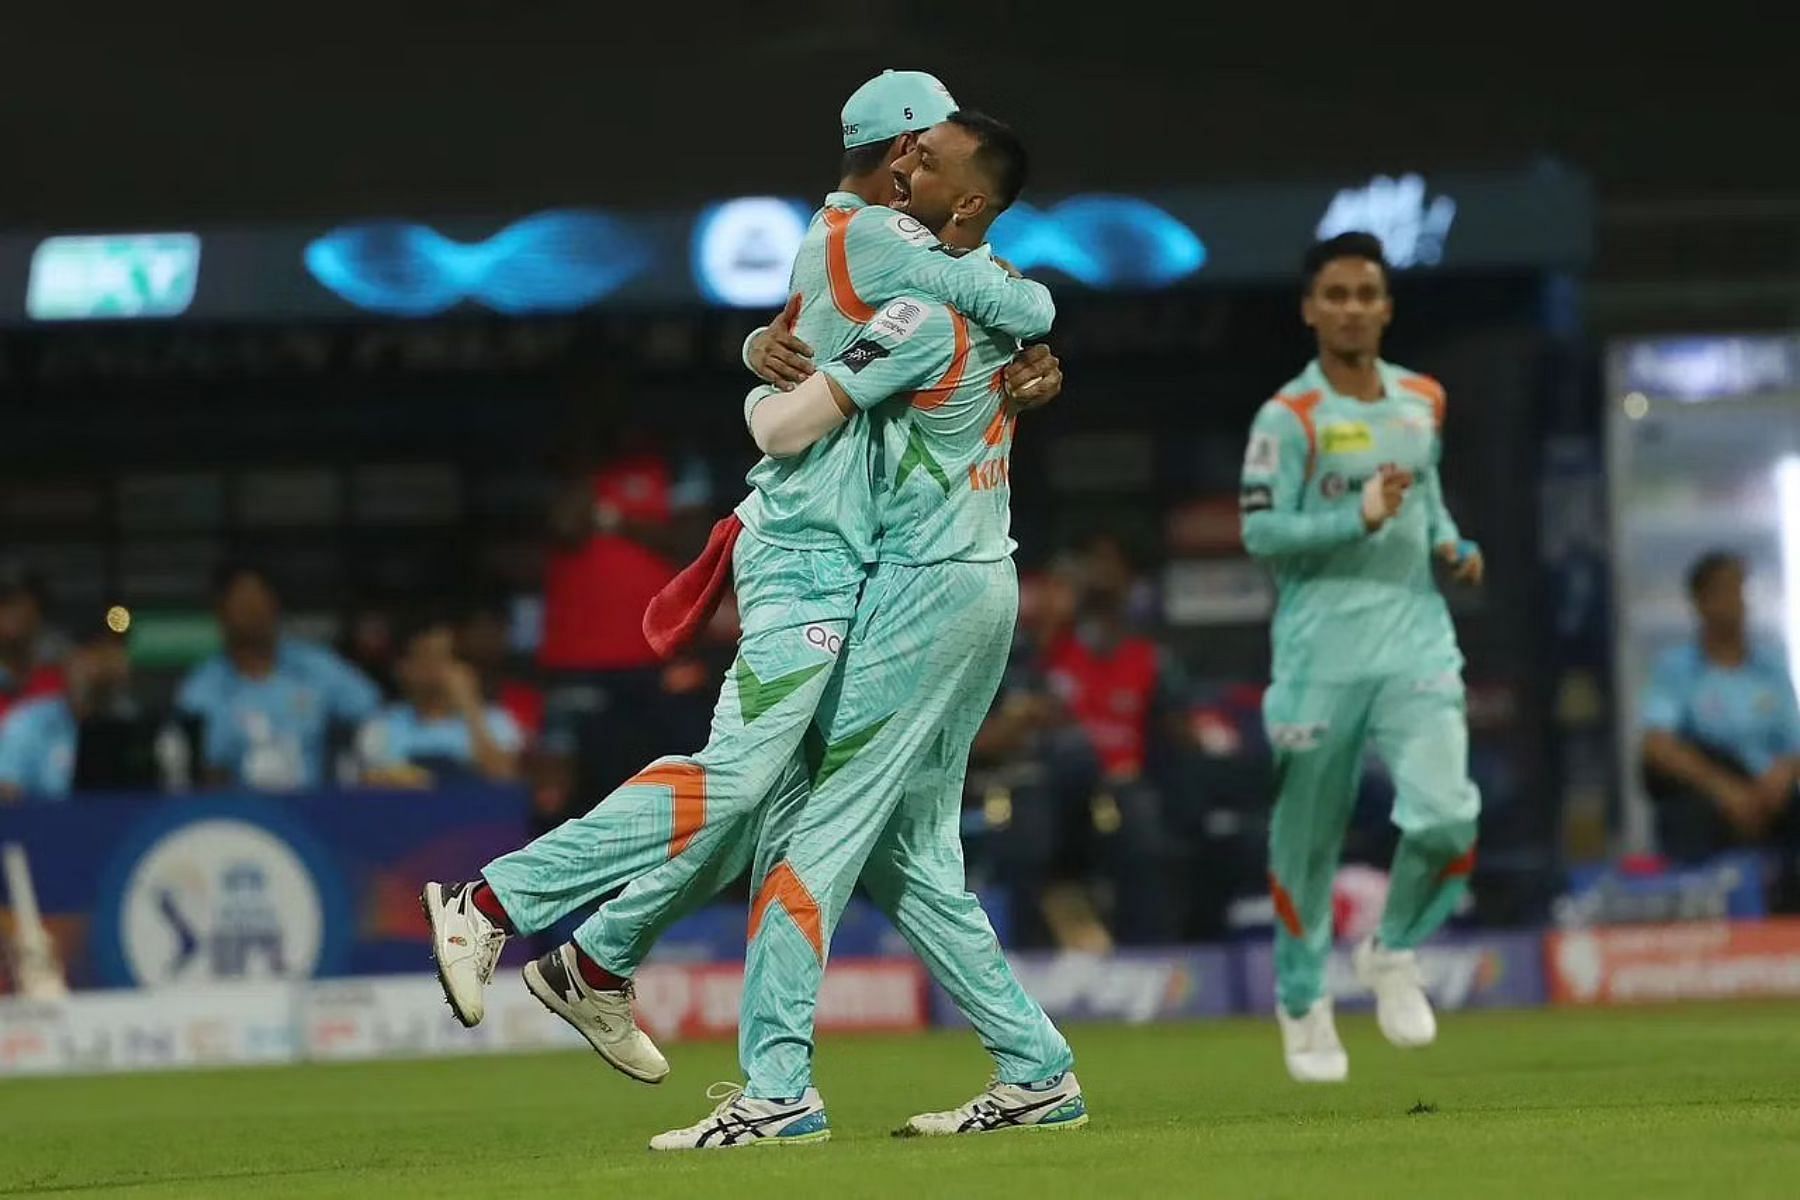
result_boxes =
[734,657,828,724]
[802,715,893,788]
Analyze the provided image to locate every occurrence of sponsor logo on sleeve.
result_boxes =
[834,339,892,374]
[1243,432,1280,475]
[887,212,939,247]
[1240,484,1273,514]
[872,298,928,343]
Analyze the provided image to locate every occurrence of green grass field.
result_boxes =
[4,1004,1799,1198]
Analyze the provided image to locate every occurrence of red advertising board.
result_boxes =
[1546,918,1800,1005]
[632,958,927,1040]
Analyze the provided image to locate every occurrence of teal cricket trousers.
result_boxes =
[1264,671,1481,1017]
[482,531,862,974]
[739,558,1073,1099]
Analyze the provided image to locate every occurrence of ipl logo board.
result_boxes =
[93,804,351,988]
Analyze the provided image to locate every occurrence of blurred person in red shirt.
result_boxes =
[536,417,712,825]
[0,566,64,723]
[974,537,1189,949]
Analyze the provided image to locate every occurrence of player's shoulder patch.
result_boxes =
[1243,431,1281,476]
[883,209,940,248]
[870,296,933,344]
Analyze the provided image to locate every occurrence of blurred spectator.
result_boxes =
[0,566,64,722]
[176,563,381,791]
[0,610,141,803]
[536,420,711,820]
[1641,552,1800,889]
[455,588,543,743]
[358,613,524,788]
[978,537,1190,949]
[338,596,400,700]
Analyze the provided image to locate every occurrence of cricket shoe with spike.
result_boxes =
[1355,936,1438,1048]
[522,943,669,1084]
[1279,997,1349,1083]
[895,1071,1088,1137]
[421,881,505,1027]
[649,1083,830,1150]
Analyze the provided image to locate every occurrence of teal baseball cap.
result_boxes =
[840,69,957,149]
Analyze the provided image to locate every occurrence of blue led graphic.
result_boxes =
[305,209,650,317]
[989,196,1205,288]
[306,194,1207,317]
[691,197,815,308]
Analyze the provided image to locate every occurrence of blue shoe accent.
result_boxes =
[780,1110,829,1138]
[1040,1095,1088,1126]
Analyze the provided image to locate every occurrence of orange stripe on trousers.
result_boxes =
[748,861,824,959]
[1438,844,1478,883]
[626,761,708,857]
[1268,872,1304,938]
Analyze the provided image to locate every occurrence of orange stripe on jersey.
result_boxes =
[908,308,971,411]
[1398,374,1447,428]
[981,404,1016,447]
[822,208,877,324]
[1274,389,1324,481]
[625,761,708,857]
[747,861,823,959]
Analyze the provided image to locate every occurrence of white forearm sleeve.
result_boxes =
[747,373,850,458]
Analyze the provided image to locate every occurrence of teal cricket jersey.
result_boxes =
[735,193,1053,562]
[1641,641,1800,776]
[813,279,1023,566]
[1239,359,1465,683]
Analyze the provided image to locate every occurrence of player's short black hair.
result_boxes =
[1688,550,1745,598]
[1302,232,1391,295]
[211,560,280,602]
[946,110,1029,212]
[840,134,902,180]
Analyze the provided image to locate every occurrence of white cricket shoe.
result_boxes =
[421,881,506,1027]
[1354,936,1438,1048]
[896,1071,1088,1137]
[522,943,669,1084]
[1278,997,1349,1083]
[648,1083,830,1150]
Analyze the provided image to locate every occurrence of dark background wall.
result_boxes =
[2,3,1786,227]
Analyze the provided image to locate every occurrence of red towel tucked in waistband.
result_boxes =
[642,513,743,660]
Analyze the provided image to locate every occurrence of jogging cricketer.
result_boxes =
[649,112,1083,1149]
[421,71,1061,1087]
[1239,231,1485,1084]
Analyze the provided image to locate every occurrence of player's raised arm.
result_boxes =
[842,207,1054,340]
[1240,400,1406,558]
[746,298,955,459]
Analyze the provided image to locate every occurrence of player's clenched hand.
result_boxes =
[1360,464,1413,532]
[1005,344,1063,411]
[747,293,814,391]
[1437,541,1486,585]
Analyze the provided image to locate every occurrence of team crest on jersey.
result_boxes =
[1244,432,1280,475]
[887,212,939,247]
[872,298,929,343]
[1321,421,1374,455]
